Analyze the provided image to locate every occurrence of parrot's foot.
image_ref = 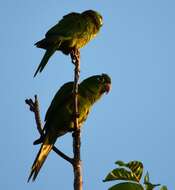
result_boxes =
[71,112,80,123]
[70,48,80,71]
[73,112,80,118]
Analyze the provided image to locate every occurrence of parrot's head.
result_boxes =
[82,10,103,28]
[98,73,111,94]
[80,73,111,99]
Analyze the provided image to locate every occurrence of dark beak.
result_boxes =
[105,83,111,94]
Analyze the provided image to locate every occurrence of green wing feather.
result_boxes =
[44,82,74,122]
[46,12,86,38]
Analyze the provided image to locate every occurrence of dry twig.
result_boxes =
[71,48,82,190]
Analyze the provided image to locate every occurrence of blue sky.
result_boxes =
[1,0,175,189]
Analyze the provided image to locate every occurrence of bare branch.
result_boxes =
[52,146,73,165]
[71,48,83,190]
[25,95,43,136]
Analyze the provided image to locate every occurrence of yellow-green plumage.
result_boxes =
[34,10,103,77]
[28,74,111,181]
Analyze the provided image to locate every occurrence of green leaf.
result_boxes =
[160,186,168,190]
[115,160,125,166]
[144,183,161,190]
[115,160,143,182]
[144,171,150,183]
[108,182,144,190]
[144,172,160,190]
[103,168,139,182]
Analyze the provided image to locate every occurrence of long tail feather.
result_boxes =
[28,135,56,182]
[34,48,56,77]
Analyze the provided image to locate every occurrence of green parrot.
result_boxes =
[34,10,103,77]
[28,73,111,181]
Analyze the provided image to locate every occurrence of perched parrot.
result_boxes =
[34,10,103,77]
[28,73,111,181]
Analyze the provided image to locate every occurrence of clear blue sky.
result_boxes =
[1,0,175,189]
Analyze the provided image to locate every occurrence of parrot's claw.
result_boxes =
[72,112,80,119]
[70,48,80,66]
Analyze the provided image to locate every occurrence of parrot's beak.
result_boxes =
[105,83,111,94]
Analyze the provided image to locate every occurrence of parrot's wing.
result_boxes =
[44,82,74,122]
[46,12,87,39]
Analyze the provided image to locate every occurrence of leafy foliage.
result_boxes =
[160,186,168,190]
[144,172,160,190]
[104,160,168,190]
[108,182,144,190]
[104,160,143,182]
[103,168,139,182]
[115,160,143,181]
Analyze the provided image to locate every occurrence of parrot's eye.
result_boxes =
[98,76,105,83]
[97,77,101,82]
